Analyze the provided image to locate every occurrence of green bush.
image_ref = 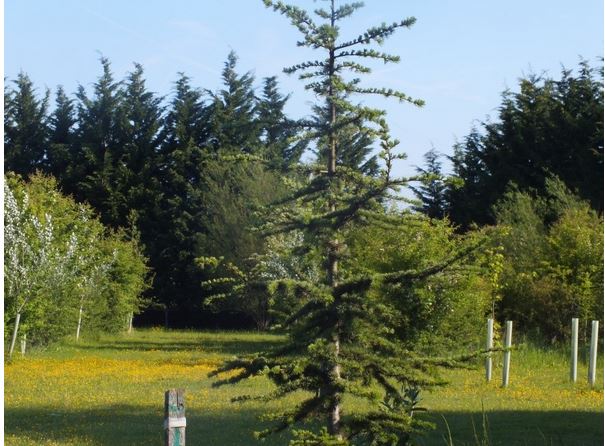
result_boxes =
[494,178,603,342]
[4,172,149,347]
[344,214,491,353]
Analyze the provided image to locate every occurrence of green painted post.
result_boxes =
[164,389,186,446]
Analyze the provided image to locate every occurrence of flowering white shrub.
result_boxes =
[4,173,148,349]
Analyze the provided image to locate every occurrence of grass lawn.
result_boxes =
[4,329,603,445]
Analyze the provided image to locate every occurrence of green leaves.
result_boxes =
[4,173,149,345]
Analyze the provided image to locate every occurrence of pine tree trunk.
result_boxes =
[8,312,22,358]
[327,5,342,435]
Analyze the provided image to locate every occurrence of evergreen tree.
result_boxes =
[258,76,306,170]
[206,51,261,154]
[154,73,210,322]
[48,85,77,187]
[410,147,447,219]
[4,72,50,176]
[210,2,481,443]
[445,129,487,228]
[115,63,164,230]
[73,57,124,226]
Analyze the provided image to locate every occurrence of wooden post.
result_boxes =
[570,318,579,383]
[128,313,133,333]
[164,389,186,446]
[20,333,27,357]
[502,321,513,388]
[588,320,599,388]
[486,318,494,382]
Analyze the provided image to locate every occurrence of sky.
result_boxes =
[5,0,604,177]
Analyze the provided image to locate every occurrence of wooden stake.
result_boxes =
[588,320,599,388]
[570,318,578,382]
[165,389,186,446]
[486,318,493,382]
[502,321,513,388]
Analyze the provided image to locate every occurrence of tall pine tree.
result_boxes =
[210,2,480,443]
[47,85,77,185]
[154,73,211,323]
[4,72,50,176]
[207,51,261,154]
[73,57,124,226]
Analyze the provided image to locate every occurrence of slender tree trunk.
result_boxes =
[327,2,342,437]
[76,305,83,341]
[128,312,133,333]
[9,312,22,358]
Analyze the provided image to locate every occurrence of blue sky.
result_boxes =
[5,0,603,177]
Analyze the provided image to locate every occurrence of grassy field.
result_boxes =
[4,329,603,445]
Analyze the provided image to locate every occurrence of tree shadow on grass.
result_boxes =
[415,410,604,446]
[75,336,285,355]
[4,404,294,446]
[8,405,601,446]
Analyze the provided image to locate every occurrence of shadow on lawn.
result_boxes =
[4,404,293,446]
[75,335,285,355]
[416,410,604,446]
[5,406,602,446]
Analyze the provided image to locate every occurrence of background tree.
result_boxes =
[447,62,604,228]
[152,73,210,324]
[258,76,307,170]
[4,72,50,176]
[410,147,447,219]
[47,85,77,186]
[72,57,124,226]
[206,51,261,154]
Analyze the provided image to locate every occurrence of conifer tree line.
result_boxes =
[411,61,603,227]
[5,52,308,326]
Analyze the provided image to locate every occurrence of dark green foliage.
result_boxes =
[153,73,211,316]
[72,57,124,225]
[409,147,447,219]
[208,2,484,444]
[47,86,77,184]
[259,76,307,170]
[448,62,604,228]
[4,72,50,175]
[207,51,261,154]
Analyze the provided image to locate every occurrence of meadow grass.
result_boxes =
[4,329,603,445]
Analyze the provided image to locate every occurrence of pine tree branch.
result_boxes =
[335,18,417,50]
